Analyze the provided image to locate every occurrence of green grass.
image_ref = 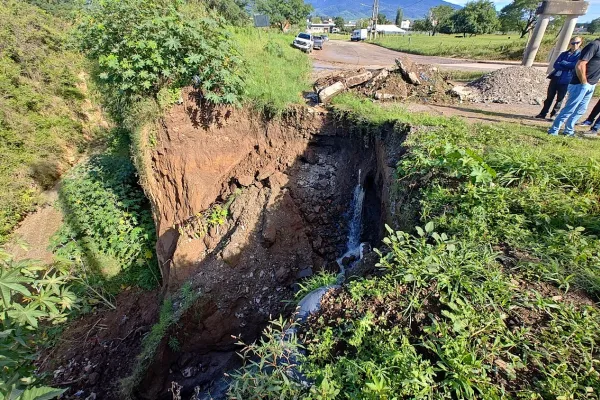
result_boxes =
[442,69,486,82]
[232,94,600,398]
[0,0,93,243]
[373,33,556,62]
[232,28,312,116]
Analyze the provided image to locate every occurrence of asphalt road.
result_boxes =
[311,40,545,73]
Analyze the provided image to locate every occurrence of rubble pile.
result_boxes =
[466,66,548,105]
[314,57,454,103]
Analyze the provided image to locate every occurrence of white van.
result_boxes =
[351,29,368,41]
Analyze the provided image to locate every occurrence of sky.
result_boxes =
[444,0,600,23]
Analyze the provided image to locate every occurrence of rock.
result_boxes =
[296,267,314,279]
[374,92,395,100]
[342,254,357,267]
[237,174,254,187]
[256,163,277,181]
[312,235,323,250]
[268,171,289,188]
[318,81,345,103]
[395,58,421,85]
[88,372,99,385]
[221,243,243,267]
[85,393,97,400]
[262,217,277,247]
[182,366,198,378]
[366,68,389,87]
[303,148,318,165]
[449,85,476,102]
[344,70,373,88]
[275,266,288,282]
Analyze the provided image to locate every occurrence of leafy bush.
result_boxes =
[77,0,244,105]
[0,248,76,399]
[50,132,159,290]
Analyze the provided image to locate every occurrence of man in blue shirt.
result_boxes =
[548,38,600,137]
[535,37,581,119]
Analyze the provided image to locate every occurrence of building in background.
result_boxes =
[308,18,336,33]
[400,19,411,30]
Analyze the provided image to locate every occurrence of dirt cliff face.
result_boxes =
[137,89,406,398]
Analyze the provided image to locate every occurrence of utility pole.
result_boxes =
[370,0,379,40]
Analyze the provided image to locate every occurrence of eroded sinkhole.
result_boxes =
[133,105,406,399]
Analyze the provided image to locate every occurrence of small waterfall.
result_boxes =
[336,170,366,282]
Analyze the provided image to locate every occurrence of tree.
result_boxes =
[377,12,391,25]
[451,0,499,37]
[205,0,249,26]
[588,17,600,34]
[430,5,455,35]
[256,0,313,31]
[413,18,433,32]
[395,8,404,26]
[334,16,345,31]
[312,16,322,23]
[498,0,538,38]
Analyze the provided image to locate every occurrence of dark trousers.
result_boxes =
[584,98,600,124]
[539,78,568,117]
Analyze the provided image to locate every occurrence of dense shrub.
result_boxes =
[51,132,159,290]
[77,0,244,105]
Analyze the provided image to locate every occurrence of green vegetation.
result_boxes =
[443,70,486,82]
[499,0,538,38]
[0,249,76,398]
[232,95,600,398]
[295,271,338,301]
[0,0,91,243]
[77,0,244,105]
[233,28,312,116]
[50,132,159,292]
[374,33,555,62]
[255,0,313,31]
[121,282,199,398]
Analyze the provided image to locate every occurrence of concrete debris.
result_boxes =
[449,85,477,102]
[318,81,345,103]
[395,58,421,85]
[343,70,373,88]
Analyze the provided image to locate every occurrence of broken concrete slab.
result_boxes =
[395,58,421,85]
[318,81,345,103]
[344,70,373,88]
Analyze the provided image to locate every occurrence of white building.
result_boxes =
[373,24,407,34]
[308,18,336,33]
[400,19,411,30]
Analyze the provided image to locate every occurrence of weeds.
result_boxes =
[121,282,199,398]
[232,96,600,398]
[295,271,338,302]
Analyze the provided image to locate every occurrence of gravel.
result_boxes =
[467,66,548,105]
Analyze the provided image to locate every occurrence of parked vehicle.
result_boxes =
[293,32,313,53]
[313,35,324,50]
[351,29,367,41]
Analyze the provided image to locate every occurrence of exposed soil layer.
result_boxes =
[128,90,407,398]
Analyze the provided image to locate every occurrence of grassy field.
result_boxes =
[232,28,312,116]
[231,94,600,398]
[373,33,599,62]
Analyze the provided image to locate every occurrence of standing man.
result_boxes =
[535,37,582,120]
[548,38,600,137]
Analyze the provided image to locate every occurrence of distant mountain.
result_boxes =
[306,0,462,21]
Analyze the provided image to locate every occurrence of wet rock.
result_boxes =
[342,254,357,267]
[303,148,319,165]
[296,267,313,279]
[312,235,323,250]
[85,393,97,400]
[318,81,345,103]
[182,366,198,378]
